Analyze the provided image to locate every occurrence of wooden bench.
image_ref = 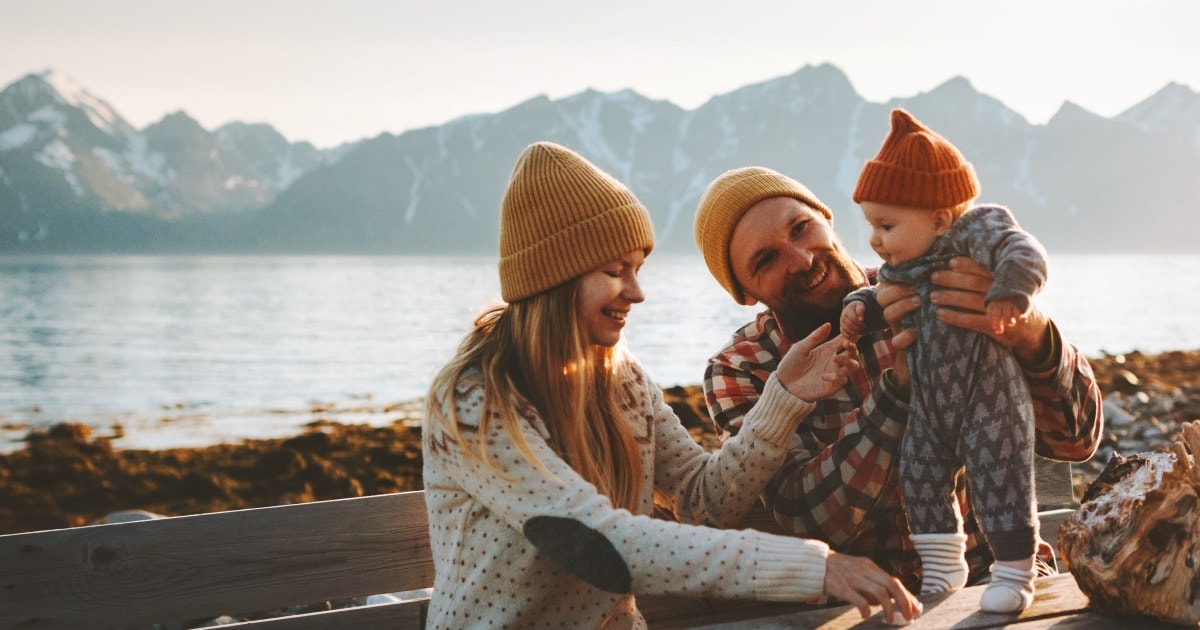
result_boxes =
[0,458,1074,630]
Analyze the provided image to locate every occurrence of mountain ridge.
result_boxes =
[2,65,1197,255]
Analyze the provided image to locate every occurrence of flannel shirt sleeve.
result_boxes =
[704,330,911,548]
[1023,322,1104,461]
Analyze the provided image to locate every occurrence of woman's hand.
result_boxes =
[776,323,860,402]
[930,257,1052,363]
[824,550,922,624]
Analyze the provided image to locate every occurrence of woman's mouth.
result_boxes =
[603,309,628,322]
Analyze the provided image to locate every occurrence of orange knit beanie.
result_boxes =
[498,142,654,302]
[853,108,979,208]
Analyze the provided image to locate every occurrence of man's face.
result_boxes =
[728,196,867,336]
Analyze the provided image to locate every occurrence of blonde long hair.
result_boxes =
[426,280,645,512]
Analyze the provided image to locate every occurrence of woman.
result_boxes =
[422,141,920,628]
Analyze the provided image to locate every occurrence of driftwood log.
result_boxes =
[1059,421,1200,625]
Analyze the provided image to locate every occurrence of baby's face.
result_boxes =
[860,202,949,266]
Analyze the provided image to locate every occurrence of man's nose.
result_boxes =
[785,244,815,273]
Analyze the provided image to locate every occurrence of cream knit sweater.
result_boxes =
[422,363,830,629]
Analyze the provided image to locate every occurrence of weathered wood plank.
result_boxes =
[1037,507,1074,560]
[214,599,427,629]
[1034,458,1075,508]
[0,491,431,630]
[641,595,818,630]
[692,573,1092,629]
[0,458,1076,630]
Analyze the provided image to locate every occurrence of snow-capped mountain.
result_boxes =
[0,69,333,250]
[2,65,1198,254]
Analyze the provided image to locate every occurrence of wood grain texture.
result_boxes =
[692,573,1097,629]
[0,459,1076,630]
[0,491,431,630]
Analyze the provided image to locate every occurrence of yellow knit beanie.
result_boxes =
[499,142,654,302]
[853,108,979,208]
[693,166,832,305]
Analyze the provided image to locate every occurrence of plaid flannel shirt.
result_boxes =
[702,282,1103,592]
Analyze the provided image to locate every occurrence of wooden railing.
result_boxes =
[0,459,1074,629]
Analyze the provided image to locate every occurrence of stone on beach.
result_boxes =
[2,350,1197,537]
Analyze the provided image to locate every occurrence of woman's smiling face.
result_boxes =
[576,249,646,347]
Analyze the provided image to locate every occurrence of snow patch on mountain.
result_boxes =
[403,155,424,223]
[35,139,83,194]
[122,133,168,185]
[0,123,36,151]
[41,70,124,135]
[27,104,66,127]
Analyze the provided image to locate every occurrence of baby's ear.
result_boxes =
[932,207,955,235]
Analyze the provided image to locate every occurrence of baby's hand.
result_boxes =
[841,301,866,341]
[777,323,861,402]
[986,299,1024,335]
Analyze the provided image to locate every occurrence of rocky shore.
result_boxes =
[2,350,1198,536]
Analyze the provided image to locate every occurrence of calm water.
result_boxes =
[2,254,1198,448]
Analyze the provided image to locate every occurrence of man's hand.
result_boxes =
[874,281,917,389]
[929,257,1052,363]
[874,281,919,350]
[824,550,922,624]
[776,323,860,402]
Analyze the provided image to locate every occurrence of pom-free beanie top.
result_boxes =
[853,108,979,209]
[499,142,655,302]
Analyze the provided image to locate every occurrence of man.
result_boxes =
[693,166,1102,592]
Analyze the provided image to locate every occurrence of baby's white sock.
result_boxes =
[980,563,1036,613]
[911,532,968,595]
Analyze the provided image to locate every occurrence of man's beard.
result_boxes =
[774,249,867,341]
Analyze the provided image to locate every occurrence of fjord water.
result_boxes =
[1,254,1197,448]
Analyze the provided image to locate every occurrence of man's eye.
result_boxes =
[754,253,776,274]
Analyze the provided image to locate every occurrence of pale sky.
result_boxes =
[3,0,1197,148]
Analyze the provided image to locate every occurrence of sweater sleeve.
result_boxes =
[705,332,910,548]
[843,285,888,333]
[1024,323,1104,461]
[425,373,830,602]
[651,370,816,528]
[956,205,1048,312]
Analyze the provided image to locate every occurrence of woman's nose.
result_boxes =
[624,277,645,303]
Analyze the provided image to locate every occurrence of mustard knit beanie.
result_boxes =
[853,108,979,208]
[693,166,833,305]
[498,142,654,302]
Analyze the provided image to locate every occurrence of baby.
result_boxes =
[841,108,1048,614]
